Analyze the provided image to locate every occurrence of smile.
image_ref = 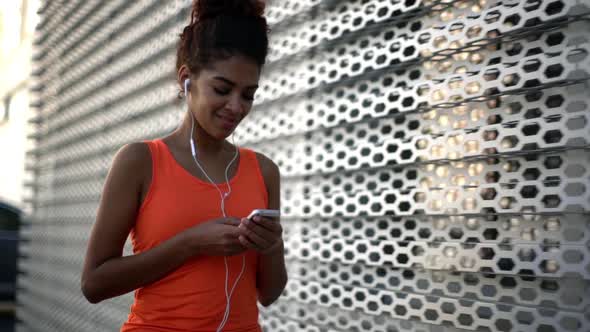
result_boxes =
[216,113,238,128]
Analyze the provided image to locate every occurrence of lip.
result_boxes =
[216,113,239,129]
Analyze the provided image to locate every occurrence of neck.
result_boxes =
[177,111,230,157]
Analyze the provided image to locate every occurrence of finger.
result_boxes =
[238,220,249,234]
[239,235,259,250]
[244,229,272,248]
[252,216,281,232]
[223,225,245,240]
[234,241,249,251]
[244,219,275,241]
[251,215,280,226]
[250,216,282,233]
[241,224,272,249]
[220,218,241,227]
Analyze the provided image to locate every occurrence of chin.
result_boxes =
[203,122,236,140]
[214,128,235,140]
[220,123,240,138]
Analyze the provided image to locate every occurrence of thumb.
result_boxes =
[220,223,243,237]
[219,218,241,226]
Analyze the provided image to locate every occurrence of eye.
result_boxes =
[213,87,230,95]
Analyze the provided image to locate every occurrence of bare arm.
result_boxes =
[254,153,288,306]
[81,143,244,303]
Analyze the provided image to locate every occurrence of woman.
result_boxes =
[81,1,287,331]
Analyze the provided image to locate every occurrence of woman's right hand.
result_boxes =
[183,217,246,256]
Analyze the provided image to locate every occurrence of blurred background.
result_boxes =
[1,0,590,331]
[0,1,39,331]
[0,0,38,205]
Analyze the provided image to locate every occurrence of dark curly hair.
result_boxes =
[176,0,269,97]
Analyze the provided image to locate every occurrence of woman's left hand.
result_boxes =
[238,216,283,255]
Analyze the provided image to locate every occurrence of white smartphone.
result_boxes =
[247,209,280,219]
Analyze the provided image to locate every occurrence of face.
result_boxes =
[184,55,261,139]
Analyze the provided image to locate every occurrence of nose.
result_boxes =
[225,94,245,115]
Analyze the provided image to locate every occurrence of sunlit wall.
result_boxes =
[0,0,39,208]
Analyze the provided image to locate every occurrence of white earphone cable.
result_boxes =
[186,87,245,331]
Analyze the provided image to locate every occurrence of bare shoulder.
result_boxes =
[113,142,151,167]
[253,151,280,179]
[108,142,152,188]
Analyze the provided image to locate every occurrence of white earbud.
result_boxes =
[184,78,190,97]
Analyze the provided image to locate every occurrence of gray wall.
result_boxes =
[19,0,590,331]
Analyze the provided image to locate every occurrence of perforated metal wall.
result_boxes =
[19,0,590,331]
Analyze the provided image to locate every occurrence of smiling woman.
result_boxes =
[181,55,261,139]
[80,1,287,332]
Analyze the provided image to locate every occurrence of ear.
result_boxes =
[177,65,192,96]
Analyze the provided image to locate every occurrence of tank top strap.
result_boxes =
[143,139,158,162]
[148,139,177,176]
[143,139,164,178]
[139,139,179,211]
[141,141,268,210]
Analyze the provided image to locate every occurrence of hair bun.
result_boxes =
[192,0,265,23]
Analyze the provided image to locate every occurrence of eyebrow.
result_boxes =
[213,76,258,89]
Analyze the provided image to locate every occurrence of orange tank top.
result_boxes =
[120,139,267,332]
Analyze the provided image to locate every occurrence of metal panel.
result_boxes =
[19,0,590,331]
